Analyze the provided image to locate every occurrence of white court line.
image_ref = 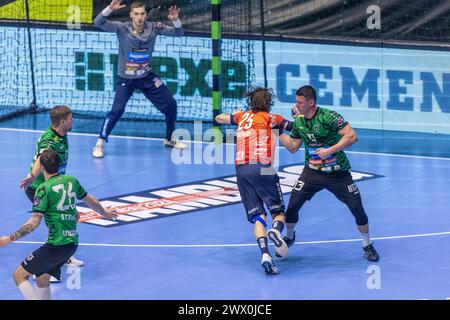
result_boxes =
[1,127,450,161]
[14,230,450,248]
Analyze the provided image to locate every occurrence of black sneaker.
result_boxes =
[363,243,380,262]
[275,231,296,257]
[283,231,296,247]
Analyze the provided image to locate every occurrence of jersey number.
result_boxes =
[238,113,254,130]
[52,183,76,211]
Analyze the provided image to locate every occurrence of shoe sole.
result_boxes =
[65,263,84,267]
[92,151,104,158]
[262,261,278,275]
[364,254,380,262]
[268,229,288,257]
[164,144,187,149]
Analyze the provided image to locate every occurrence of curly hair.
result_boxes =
[245,87,275,112]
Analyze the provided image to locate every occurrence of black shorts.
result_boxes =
[21,243,78,280]
[236,164,285,222]
[293,167,360,202]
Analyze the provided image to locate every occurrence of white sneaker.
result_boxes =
[261,253,279,275]
[163,139,187,149]
[32,274,60,283]
[92,144,104,158]
[65,256,84,267]
[267,228,289,258]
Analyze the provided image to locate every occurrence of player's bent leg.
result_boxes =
[345,194,380,262]
[284,190,309,247]
[275,190,310,257]
[13,265,39,300]
[93,79,133,158]
[35,274,51,300]
[141,81,187,149]
[160,97,177,140]
[252,214,279,275]
[13,265,31,286]
[162,98,187,149]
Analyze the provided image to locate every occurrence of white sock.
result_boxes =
[36,286,51,300]
[286,226,295,239]
[361,232,371,247]
[96,138,105,147]
[18,281,39,300]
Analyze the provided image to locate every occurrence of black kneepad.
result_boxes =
[346,195,368,225]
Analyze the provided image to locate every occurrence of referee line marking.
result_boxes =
[14,230,450,248]
[1,127,449,161]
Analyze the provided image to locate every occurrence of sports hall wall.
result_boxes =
[2,26,449,134]
[0,0,449,134]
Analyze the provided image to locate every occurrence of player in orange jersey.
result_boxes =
[215,87,288,275]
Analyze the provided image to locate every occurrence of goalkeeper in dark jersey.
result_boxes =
[274,85,379,262]
[92,0,187,158]
[19,105,84,280]
[0,150,117,300]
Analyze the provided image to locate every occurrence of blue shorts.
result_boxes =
[236,164,285,223]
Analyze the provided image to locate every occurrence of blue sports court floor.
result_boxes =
[0,125,449,300]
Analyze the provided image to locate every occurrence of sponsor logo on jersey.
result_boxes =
[77,163,383,228]
[313,124,321,133]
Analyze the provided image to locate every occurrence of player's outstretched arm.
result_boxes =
[108,0,126,11]
[0,213,43,247]
[215,113,232,125]
[269,114,294,133]
[279,134,302,153]
[157,5,184,37]
[94,0,125,33]
[19,155,42,189]
[81,194,118,220]
[167,5,180,21]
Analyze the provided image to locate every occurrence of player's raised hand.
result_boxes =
[19,173,36,189]
[291,105,301,118]
[167,5,180,20]
[0,236,12,247]
[109,0,126,11]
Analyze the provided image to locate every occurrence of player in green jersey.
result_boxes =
[20,105,71,198]
[19,105,83,278]
[274,85,379,261]
[0,150,117,300]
